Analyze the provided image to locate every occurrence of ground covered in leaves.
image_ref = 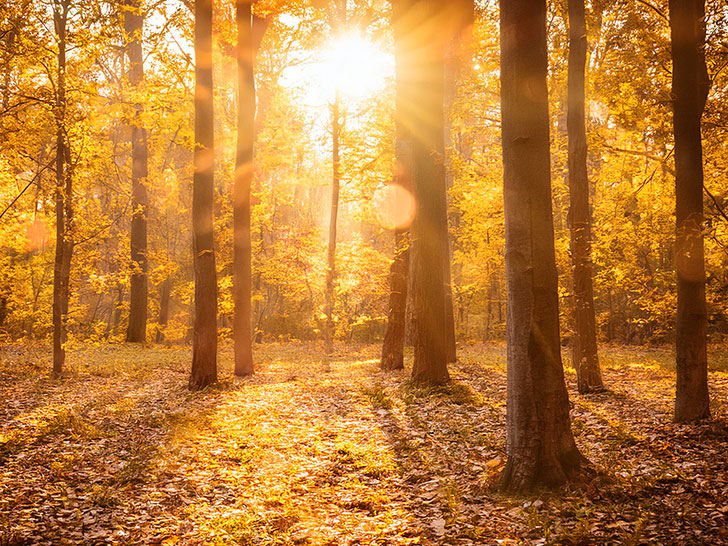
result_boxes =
[0,342,727,545]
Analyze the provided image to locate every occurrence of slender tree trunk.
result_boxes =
[156,277,171,343]
[324,91,342,354]
[498,0,585,491]
[381,226,409,370]
[52,0,72,378]
[442,0,473,364]
[669,0,710,422]
[233,0,255,375]
[125,0,149,343]
[394,0,451,385]
[567,0,604,393]
[189,0,217,390]
[381,0,418,371]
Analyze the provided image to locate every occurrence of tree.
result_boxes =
[189,0,217,389]
[498,0,585,490]
[324,0,346,355]
[52,0,73,377]
[396,0,451,385]
[442,0,473,365]
[380,0,415,371]
[669,0,711,422]
[124,0,149,344]
[566,0,604,393]
[233,0,255,376]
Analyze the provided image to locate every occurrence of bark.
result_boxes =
[156,277,171,343]
[233,0,255,376]
[381,229,408,370]
[442,0,473,364]
[324,91,341,355]
[189,0,217,390]
[498,0,585,491]
[567,0,604,393]
[395,0,450,386]
[124,0,149,343]
[381,0,418,371]
[669,0,710,422]
[52,0,72,378]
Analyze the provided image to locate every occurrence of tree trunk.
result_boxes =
[125,0,149,344]
[189,0,217,390]
[442,0,473,364]
[669,0,710,422]
[52,0,72,378]
[156,276,171,343]
[498,0,585,491]
[324,91,342,354]
[567,0,604,393]
[381,0,420,372]
[381,228,409,370]
[395,0,451,386]
[233,0,255,376]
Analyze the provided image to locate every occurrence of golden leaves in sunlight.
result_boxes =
[25,218,49,251]
[374,182,416,230]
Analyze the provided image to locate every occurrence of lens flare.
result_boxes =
[375,184,416,230]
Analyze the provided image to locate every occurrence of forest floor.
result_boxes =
[0,342,727,546]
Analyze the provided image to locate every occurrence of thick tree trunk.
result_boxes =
[189,0,217,390]
[498,0,585,491]
[567,0,604,393]
[125,0,149,344]
[394,0,450,386]
[669,0,710,422]
[52,0,72,378]
[233,0,255,376]
[324,91,342,354]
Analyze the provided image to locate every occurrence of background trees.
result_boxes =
[0,0,725,412]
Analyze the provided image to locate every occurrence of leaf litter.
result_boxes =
[0,342,726,545]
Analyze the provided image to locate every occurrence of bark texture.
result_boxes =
[567,0,603,393]
[189,0,217,390]
[669,0,710,422]
[233,0,255,376]
[395,0,451,386]
[52,0,72,378]
[125,0,149,344]
[499,0,585,491]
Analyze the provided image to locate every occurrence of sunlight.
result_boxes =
[319,33,391,103]
[288,31,393,109]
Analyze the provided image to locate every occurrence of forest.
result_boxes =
[1,0,727,543]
